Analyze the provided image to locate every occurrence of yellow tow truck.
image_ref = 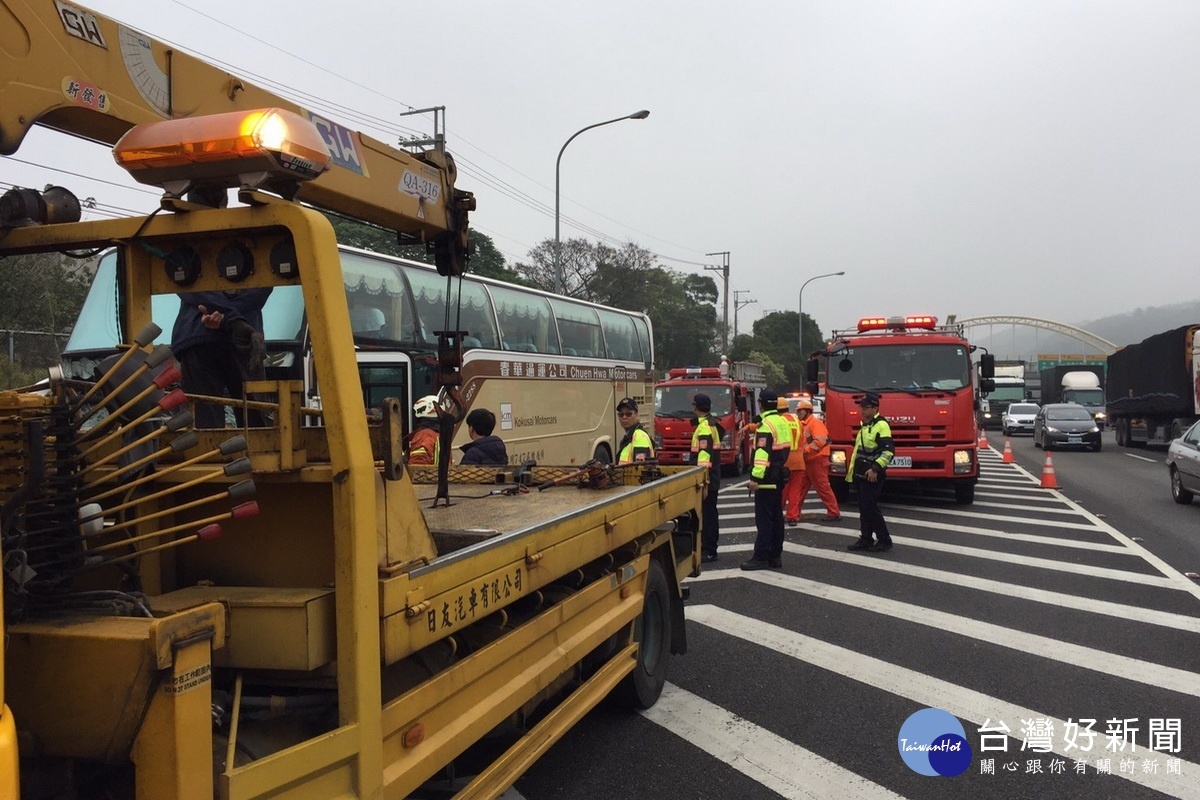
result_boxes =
[0,2,703,797]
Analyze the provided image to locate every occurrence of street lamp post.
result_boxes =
[554,110,650,294]
[798,271,846,351]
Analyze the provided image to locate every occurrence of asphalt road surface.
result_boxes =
[496,443,1200,800]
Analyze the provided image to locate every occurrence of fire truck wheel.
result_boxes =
[615,558,671,709]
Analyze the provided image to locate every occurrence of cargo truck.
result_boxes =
[1108,325,1200,447]
[977,360,1026,429]
[1039,365,1107,429]
[0,2,703,797]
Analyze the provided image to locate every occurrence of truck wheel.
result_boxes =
[615,559,671,709]
[722,450,743,478]
[1171,467,1195,505]
[1171,420,1185,441]
[954,482,975,504]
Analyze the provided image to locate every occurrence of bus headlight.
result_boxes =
[953,449,974,474]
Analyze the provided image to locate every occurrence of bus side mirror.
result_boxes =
[979,353,995,379]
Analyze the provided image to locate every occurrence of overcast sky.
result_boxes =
[10,0,1200,339]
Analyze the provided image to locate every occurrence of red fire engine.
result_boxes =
[652,363,767,476]
[806,315,993,504]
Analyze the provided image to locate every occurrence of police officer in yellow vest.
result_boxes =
[691,393,722,563]
[742,389,792,571]
[616,397,655,465]
[847,392,895,552]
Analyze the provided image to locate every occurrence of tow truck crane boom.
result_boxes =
[0,0,473,272]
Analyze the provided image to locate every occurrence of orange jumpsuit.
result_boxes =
[795,412,840,519]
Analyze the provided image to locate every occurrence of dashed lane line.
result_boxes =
[688,605,1200,800]
[641,684,908,800]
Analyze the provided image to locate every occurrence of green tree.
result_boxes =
[746,350,787,390]
[0,252,91,333]
[728,310,832,389]
[324,214,522,283]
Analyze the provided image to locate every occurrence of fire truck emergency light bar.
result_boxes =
[113,108,331,195]
[857,315,939,332]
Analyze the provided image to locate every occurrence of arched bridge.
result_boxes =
[956,315,1118,355]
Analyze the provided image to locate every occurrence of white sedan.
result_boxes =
[1002,402,1039,436]
[1167,420,1200,506]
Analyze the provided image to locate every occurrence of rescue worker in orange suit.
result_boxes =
[790,396,841,523]
[691,393,722,563]
[407,395,441,466]
[777,397,807,525]
[741,389,791,571]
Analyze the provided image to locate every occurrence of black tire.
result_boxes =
[615,559,671,709]
[1171,467,1195,505]
[593,443,612,465]
[1172,420,1185,442]
[954,482,975,505]
[1092,440,1102,452]
[722,449,744,478]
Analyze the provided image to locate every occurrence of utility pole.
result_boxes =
[705,251,730,353]
[733,290,756,339]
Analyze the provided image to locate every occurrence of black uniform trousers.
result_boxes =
[855,474,892,545]
[752,486,785,560]
[701,465,721,557]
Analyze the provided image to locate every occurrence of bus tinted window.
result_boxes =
[404,267,446,347]
[491,286,559,354]
[551,299,603,358]
[597,308,641,361]
[343,250,415,343]
[455,279,499,350]
[633,317,653,368]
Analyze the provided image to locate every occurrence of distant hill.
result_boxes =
[970,299,1200,360]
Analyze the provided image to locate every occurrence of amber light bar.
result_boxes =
[857,315,939,332]
[113,108,331,194]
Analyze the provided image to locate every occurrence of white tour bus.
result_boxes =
[64,246,655,466]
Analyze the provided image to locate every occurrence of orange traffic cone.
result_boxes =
[1040,451,1059,489]
[1001,437,1014,463]
[978,428,989,449]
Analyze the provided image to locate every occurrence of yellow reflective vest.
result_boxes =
[750,409,791,488]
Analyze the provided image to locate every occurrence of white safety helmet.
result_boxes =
[413,395,440,419]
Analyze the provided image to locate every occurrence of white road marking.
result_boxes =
[688,605,1200,799]
[1124,453,1159,464]
[727,569,1200,696]
[690,542,1200,634]
[642,683,908,800]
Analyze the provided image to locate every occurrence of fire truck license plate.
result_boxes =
[890,456,912,468]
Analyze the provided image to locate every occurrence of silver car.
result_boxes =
[1167,420,1200,505]
[1002,402,1039,436]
